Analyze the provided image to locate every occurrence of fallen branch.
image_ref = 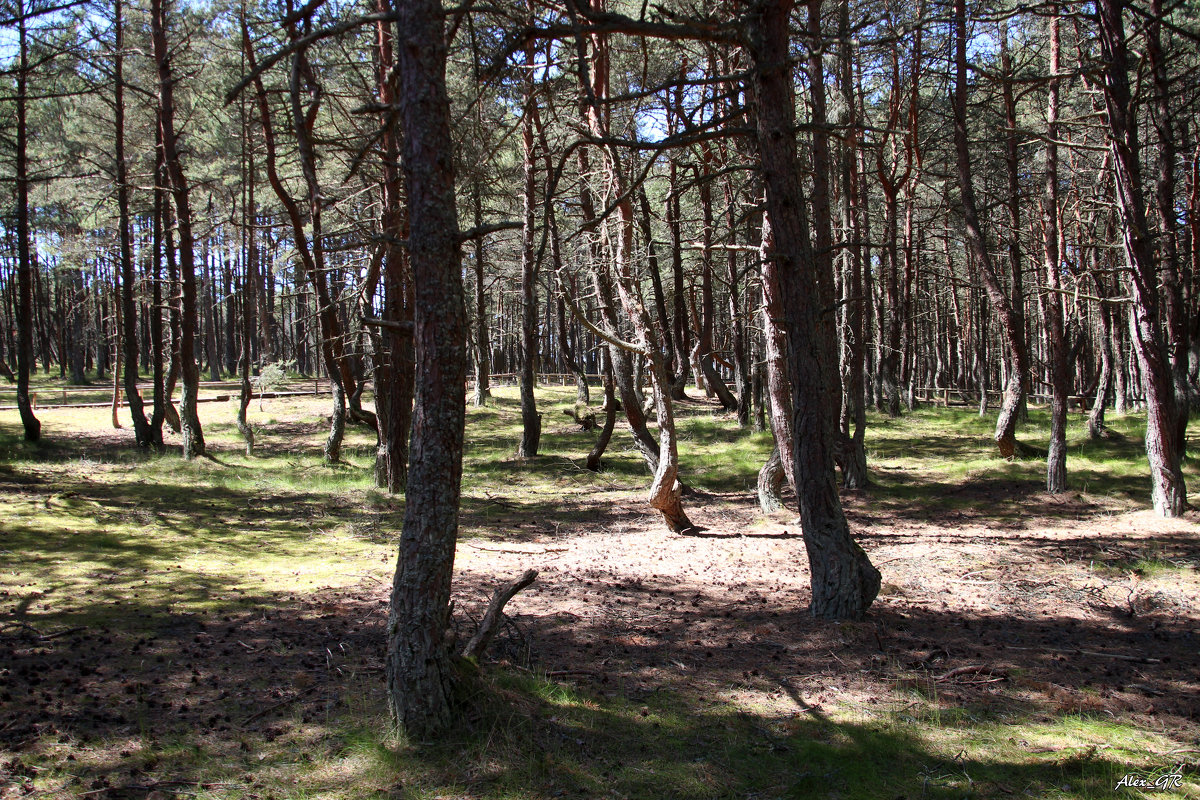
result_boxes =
[465,542,568,554]
[545,669,599,679]
[935,664,1002,682]
[0,622,85,641]
[462,569,538,661]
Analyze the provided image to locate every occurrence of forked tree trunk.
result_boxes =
[385,0,467,737]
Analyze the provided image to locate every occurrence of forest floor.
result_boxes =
[1,381,1199,800]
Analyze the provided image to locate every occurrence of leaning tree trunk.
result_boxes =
[152,0,204,458]
[1096,0,1186,515]
[586,347,617,472]
[385,0,467,737]
[952,0,1026,459]
[748,0,879,620]
[759,210,796,495]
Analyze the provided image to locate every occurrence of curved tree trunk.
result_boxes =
[1096,0,1186,515]
[587,348,617,472]
[951,0,1025,459]
[757,445,786,514]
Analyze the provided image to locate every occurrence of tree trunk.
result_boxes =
[697,159,739,413]
[747,0,879,620]
[586,347,617,471]
[1146,0,1188,456]
[14,0,40,442]
[952,0,1025,459]
[759,210,795,492]
[517,35,541,459]
[1042,9,1068,493]
[836,0,868,489]
[152,0,204,458]
[371,0,415,493]
[471,186,491,406]
[238,89,257,457]
[1000,25,1030,423]
[1096,0,1186,515]
[385,0,467,737]
[1088,270,1114,439]
[114,0,151,448]
[757,444,786,514]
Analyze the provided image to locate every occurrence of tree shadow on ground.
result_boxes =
[3,571,1195,799]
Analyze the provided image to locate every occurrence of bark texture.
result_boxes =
[747,0,879,620]
[385,0,468,737]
